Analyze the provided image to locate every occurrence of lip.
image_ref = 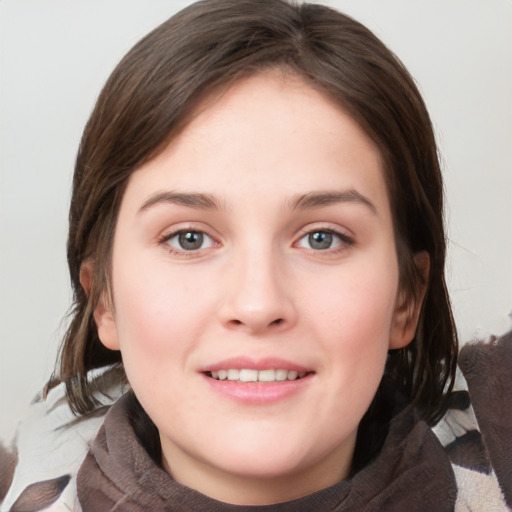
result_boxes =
[200,356,310,373]
[202,374,314,404]
[200,357,314,405]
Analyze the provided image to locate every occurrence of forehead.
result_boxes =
[123,71,389,216]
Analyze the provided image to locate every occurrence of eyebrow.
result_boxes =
[289,190,377,215]
[138,191,225,214]
[138,188,376,215]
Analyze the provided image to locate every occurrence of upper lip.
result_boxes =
[200,356,311,373]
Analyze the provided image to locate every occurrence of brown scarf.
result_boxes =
[77,392,456,511]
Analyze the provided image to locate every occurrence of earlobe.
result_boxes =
[94,294,120,351]
[389,251,430,350]
[79,261,120,351]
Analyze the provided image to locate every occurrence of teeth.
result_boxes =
[258,369,275,382]
[239,369,258,382]
[227,369,239,381]
[209,369,307,382]
[287,370,298,380]
[276,369,287,381]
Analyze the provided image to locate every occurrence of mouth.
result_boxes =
[205,369,310,383]
[201,359,314,404]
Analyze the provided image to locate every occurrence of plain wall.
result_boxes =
[1,0,511,443]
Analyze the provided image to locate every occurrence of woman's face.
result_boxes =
[95,72,421,505]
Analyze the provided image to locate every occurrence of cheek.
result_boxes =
[110,264,212,413]
[313,259,398,335]
[314,274,397,432]
[306,257,399,384]
[110,257,206,358]
[109,252,228,395]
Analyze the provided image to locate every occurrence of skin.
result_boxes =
[89,71,426,505]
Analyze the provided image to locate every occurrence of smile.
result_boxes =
[207,369,308,382]
[202,369,314,405]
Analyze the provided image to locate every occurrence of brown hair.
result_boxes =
[57,0,457,424]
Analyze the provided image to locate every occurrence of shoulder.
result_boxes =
[0,367,127,512]
[433,330,512,511]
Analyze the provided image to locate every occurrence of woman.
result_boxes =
[1,1,510,510]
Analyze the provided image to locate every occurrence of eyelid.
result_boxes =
[293,224,355,253]
[158,223,222,256]
[166,230,215,249]
[294,222,354,241]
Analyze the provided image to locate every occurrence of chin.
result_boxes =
[218,454,307,480]
[203,433,319,479]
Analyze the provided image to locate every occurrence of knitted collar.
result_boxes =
[77,392,456,511]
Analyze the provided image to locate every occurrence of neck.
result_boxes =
[160,435,355,506]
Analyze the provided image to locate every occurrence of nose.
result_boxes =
[218,246,297,335]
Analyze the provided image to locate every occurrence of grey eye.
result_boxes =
[297,230,348,251]
[308,231,333,250]
[167,231,214,251]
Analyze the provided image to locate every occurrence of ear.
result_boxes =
[389,251,430,350]
[79,261,120,351]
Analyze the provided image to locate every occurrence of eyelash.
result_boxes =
[294,227,354,255]
[158,226,354,257]
[158,227,218,257]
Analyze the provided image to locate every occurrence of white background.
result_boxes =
[1,0,511,442]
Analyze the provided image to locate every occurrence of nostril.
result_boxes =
[227,317,284,330]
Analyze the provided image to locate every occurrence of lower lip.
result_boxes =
[202,373,314,404]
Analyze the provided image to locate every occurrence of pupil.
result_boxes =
[309,231,332,250]
[179,231,203,250]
